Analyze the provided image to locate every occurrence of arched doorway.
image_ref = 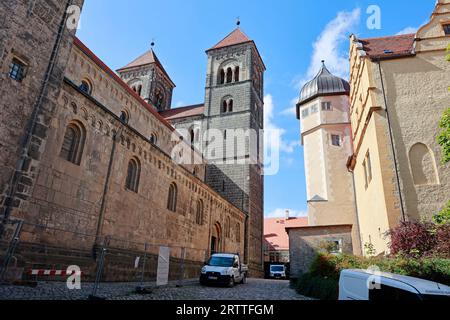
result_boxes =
[211,222,222,254]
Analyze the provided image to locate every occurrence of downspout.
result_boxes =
[1,0,74,232]
[348,163,364,256]
[94,127,122,244]
[376,60,407,222]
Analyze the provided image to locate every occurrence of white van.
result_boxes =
[339,269,450,301]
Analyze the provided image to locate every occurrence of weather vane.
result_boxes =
[236,17,241,27]
[151,38,155,48]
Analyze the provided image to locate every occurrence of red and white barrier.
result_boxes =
[27,269,83,277]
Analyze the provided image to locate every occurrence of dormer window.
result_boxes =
[444,24,450,36]
[9,58,27,82]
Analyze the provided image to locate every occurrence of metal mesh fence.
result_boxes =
[0,219,206,299]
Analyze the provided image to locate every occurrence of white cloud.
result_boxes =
[264,95,300,155]
[294,8,361,90]
[265,208,308,219]
[396,26,418,35]
[280,98,299,117]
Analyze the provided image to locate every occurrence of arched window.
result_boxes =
[150,133,158,145]
[190,128,195,144]
[155,90,165,110]
[409,143,439,186]
[222,100,228,113]
[125,158,141,193]
[228,100,233,113]
[196,199,204,225]
[167,183,178,212]
[235,223,241,242]
[120,110,129,124]
[60,122,85,165]
[79,80,92,94]
[226,67,233,83]
[225,217,231,238]
[220,69,225,85]
[193,166,199,177]
[137,85,142,96]
[234,66,240,82]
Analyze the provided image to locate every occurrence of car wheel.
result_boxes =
[228,277,235,288]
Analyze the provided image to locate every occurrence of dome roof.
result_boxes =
[298,61,350,106]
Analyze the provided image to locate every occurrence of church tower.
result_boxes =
[296,62,361,254]
[117,46,175,111]
[203,27,265,274]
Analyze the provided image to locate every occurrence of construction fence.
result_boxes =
[0,219,207,298]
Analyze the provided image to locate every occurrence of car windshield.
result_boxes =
[207,256,234,267]
[271,266,284,272]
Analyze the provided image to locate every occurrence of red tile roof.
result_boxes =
[359,33,415,60]
[209,28,253,50]
[160,104,205,121]
[73,37,175,132]
[264,217,309,251]
[117,49,175,87]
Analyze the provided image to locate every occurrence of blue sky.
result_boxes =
[76,0,435,218]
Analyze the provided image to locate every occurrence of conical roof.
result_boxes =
[298,61,350,105]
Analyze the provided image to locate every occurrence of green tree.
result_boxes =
[437,108,450,164]
[434,201,450,225]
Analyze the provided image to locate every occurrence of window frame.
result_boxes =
[9,58,27,82]
[125,158,141,193]
[167,183,178,212]
[322,101,332,111]
[331,134,342,147]
[301,108,310,119]
[60,122,85,166]
[443,24,450,36]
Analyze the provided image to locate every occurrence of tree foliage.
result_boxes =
[437,108,450,164]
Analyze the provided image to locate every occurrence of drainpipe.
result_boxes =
[347,163,364,256]
[94,126,123,244]
[376,60,407,222]
[0,0,74,235]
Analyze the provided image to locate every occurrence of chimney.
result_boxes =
[285,210,290,221]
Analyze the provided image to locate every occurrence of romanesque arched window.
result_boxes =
[155,90,165,110]
[223,100,228,113]
[235,223,241,242]
[167,183,178,212]
[226,67,233,83]
[79,79,92,95]
[125,158,141,193]
[196,199,204,225]
[220,69,225,85]
[225,217,231,238]
[409,143,439,186]
[228,99,233,113]
[60,121,86,165]
[120,110,130,124]
[190,128,195,144]
[150,132,158,145]
[234,66,240,82]
[137,85,142,96]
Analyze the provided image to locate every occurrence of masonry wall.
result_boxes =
[0,0,84,214]
[288,225,353,281]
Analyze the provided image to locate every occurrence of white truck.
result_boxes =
[269,265,287,280]
[200,253,248,287]
[339,269,450,301]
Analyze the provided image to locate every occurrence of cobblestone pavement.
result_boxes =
[0,279,311,300]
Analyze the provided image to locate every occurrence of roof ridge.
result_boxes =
[359,33,415,41]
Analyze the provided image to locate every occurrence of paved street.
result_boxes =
[0,279,311,300]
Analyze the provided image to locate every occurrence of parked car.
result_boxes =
[339,269,450,301]
[200,253,248,287]
[269,265,287,279]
